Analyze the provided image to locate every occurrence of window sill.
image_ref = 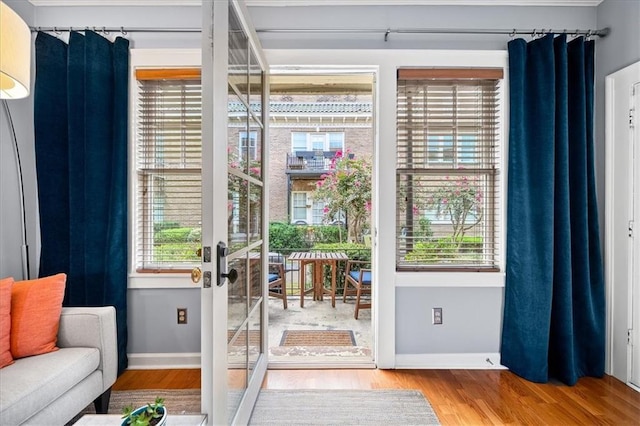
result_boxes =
[394,271,505,287]
[128,273,200,289]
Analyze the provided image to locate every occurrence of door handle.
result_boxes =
[217,241,238,286]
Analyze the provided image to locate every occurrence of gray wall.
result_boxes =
[252,4,596,50]
[396,287,503,354]
[2,1,628,361]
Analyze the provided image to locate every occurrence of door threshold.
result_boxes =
[267,360,376,369]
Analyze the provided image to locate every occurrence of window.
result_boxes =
[290,132,345,153]
[396,68,502,271]
[239,131,258,161]
[292,192,308,222]
[134,68,202,272]
[311,200,326,225]
[290,192,328,225]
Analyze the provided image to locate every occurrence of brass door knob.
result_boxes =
[191,267,202,283]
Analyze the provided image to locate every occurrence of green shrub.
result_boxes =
[309,225,345,244]
[269,222,310,255]
[155,227,193,244]
[405,236,483,263]
[187,228,202,243]
[154,243,200,262]
[153,221,180,233]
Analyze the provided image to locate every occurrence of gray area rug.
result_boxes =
[71,388,440,425]
[249,389,440,425]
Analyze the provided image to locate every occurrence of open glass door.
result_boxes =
[200,1,269,424]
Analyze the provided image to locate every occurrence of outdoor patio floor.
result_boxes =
[267,291,373,366]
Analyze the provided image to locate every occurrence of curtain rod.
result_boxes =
[31,26,610,40]
[258,27,610,41]
[31,26,200,34]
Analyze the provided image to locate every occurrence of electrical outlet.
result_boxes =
[432,307,443,325]
[177,308,187,324]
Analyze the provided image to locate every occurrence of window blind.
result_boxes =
[396,69,501,271]
[135,69,202,272]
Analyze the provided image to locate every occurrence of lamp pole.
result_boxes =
[2,100,30,280]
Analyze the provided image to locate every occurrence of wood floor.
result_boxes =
[114,369,640,425]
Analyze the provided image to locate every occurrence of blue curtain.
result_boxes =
[34,31,129,374]
[502,34,604,385]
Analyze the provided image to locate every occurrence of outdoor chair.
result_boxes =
[268,253,290,308]
[269,252,300,295]
[268,261,288,309]
[343,260,371,319]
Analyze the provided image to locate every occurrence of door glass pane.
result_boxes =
[227,323,247,423]
[228,3,247,95]
[249,183,262,243]
[228,91,247,170]
[248,116,263,179]
[247,307,262,384]
[228,174,248,252]
[227,255,247,331]
[249,46,263,124]
[249,248,262,309]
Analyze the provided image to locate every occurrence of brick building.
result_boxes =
[271,95,373,224]
[229,93,373,225]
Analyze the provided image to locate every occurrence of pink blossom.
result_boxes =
[365,201,371,212]
[323,206,329,214]
[412,205,419,215]
[442,198,448,204]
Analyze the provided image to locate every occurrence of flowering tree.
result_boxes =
[426,174,483,250]
[313,151,372,243]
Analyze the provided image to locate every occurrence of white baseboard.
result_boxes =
[395,353,506,369]
[127,352,201,370]
[126,352,506,370]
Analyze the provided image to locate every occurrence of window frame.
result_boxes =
[239,131,259,161]
[290,191,327,225]
[128,49,202,289]
[396,68,503,273]
[290,131,345,153]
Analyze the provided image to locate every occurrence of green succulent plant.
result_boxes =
[121,397,165,426]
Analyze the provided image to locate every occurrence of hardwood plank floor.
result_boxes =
[114,369,640,425]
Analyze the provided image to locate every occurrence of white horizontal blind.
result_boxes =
[136,70,202,272]
[396,69,501,271]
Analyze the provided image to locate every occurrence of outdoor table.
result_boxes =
[288,251,349,308]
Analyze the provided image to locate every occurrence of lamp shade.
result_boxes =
[0,1,31,99]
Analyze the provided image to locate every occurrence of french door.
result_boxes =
[200,1,269,424]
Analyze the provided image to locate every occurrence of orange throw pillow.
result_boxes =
[10,273,66,359]
[0,277,13,368]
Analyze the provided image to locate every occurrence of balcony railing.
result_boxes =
[286,150,355,175]
[286,151,332,175]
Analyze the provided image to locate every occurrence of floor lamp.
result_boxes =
[1,1,32,279]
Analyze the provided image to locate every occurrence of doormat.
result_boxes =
[279,330,355,346]
[228,329,262,346]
